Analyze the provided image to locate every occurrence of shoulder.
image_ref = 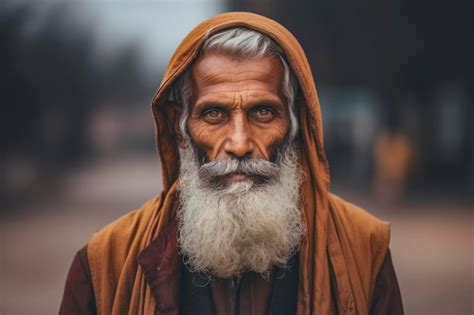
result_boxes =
[89,195,162,248]
[328,192,390,248]
[86,195,162,270]
[327,192,391,299]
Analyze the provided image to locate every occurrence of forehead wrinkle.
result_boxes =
[196,75,281,94]
[194,92,285,111]
[193,79,283,110]
[192,54,282,85]
[200,87,281,94]
[196,82,284,103]
[200,69,273,83]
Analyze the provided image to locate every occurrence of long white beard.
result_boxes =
[177,143,304,279]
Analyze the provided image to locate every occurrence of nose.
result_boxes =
[223,115,255,159]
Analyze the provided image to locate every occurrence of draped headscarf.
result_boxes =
[87,12,390,315]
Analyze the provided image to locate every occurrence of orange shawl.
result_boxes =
[87,12,390,315]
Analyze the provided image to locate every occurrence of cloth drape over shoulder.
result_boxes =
[86,12,391,315]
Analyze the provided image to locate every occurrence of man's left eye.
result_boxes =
[251,106,275,121]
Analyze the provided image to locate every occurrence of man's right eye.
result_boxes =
[202,108,227,122]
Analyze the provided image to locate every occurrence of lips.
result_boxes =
[225,173,252,182]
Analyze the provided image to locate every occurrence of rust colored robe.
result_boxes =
[60,230,403,314]
[61,12,404,315]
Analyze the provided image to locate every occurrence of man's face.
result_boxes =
[183,52,290,186]
[176,52,303,278]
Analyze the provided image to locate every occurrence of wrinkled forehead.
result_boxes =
[190,52,285,98]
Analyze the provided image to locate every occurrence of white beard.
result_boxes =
[176,143,304,279]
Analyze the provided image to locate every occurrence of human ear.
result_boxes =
[162,100,187,148]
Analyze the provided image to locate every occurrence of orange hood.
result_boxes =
[151,12,329,192]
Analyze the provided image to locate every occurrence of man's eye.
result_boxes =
[203,108,226,122]
[251,106,275,121]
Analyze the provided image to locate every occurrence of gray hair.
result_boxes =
[171,27,299,142]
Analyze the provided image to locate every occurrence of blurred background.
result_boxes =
[1,0,472,314]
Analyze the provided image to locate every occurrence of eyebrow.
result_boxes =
[193,97,285,113]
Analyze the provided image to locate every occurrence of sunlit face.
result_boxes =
[181,52,290,186]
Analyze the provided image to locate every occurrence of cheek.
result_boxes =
[252,120,289,156]
[187,120,225,156]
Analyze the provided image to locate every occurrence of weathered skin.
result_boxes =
[175,52,290,186]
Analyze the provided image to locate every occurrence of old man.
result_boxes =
[60,12,403,314]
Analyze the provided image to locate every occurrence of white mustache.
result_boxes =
[198,158,280,184]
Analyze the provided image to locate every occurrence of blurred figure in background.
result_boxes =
[373,130,414,205]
